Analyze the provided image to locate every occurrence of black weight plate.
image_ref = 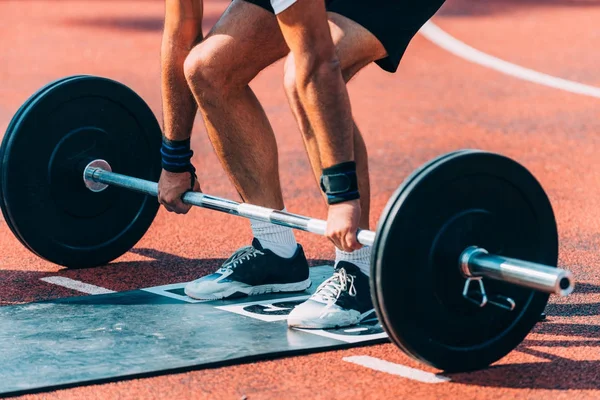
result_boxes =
[0,76,86,253]
[369,149,476,336]
[372,151,558,372]
[0,76,162,268]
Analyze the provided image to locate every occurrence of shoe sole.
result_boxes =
[185,278,312,301]
[288,309,376,330]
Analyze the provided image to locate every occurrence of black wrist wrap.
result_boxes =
[320,161,360,205]
[161,137,196,174]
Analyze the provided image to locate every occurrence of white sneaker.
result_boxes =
[287,262,374,329]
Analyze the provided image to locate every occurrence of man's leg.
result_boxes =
[283,13,386,230]
[183,0,288,210]
[285,13,388,329]
[185,1,302,257]
[184,1,312,300]
[283,12,386,263]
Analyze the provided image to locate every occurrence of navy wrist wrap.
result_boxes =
[161,137,196,174]
[320,161,360,205]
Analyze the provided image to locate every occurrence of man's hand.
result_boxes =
[158,170,200,214]
[326,199,362,252]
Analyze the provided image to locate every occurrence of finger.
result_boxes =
[346,231,362,251]
[326,229,340,251]
[341,232,356,252]
[172,200,191,214]
[325,233,336,248]
[163,197,182,213]
[332,231,346,252]
[177,205,192,214]
[341,237,353,252]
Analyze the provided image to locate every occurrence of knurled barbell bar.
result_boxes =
[0,75,575,372]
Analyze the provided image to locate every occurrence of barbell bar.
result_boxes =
[84,160,573,297]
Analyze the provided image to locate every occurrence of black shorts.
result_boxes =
[242,0,446,73]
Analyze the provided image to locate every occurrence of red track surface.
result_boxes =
[1,0,599,398]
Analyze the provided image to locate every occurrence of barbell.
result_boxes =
[0,75,574,372]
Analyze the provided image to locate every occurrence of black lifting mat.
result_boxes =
[0,266,387,397]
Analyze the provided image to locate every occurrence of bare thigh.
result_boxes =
[327,12,388,81]
[193,2,387,88]
[186,0,289,90]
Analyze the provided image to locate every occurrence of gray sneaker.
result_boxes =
[185,238,311,300]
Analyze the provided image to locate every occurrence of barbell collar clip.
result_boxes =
[488,295,516,311]
[462,277,488,308]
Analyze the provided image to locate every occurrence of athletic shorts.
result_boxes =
[243,0,446,73]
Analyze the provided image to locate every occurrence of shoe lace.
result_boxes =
[313,267,356,304]
[219,246,264,272]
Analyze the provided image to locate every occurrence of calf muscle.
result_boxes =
[276,1,355,168]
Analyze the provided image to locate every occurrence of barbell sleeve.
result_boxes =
[84,161,377,246]
[460,246,574,296]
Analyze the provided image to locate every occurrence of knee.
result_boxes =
[283,49,355,99]
[183,41,243,103]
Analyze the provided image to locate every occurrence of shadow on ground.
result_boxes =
[447,287,600,391]
[0,247,331,305]
[448,330,600,389]
[544,282,600,317]
[62,5,223,33]
[62,14,222,33]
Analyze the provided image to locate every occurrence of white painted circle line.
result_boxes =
[343,355,450,383]
[419,21,600,99]
[40,276,115,295]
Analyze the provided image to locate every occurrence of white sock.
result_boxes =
[335,246,371,277]
[250,208,298,259]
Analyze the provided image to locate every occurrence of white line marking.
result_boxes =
[40,277,115,295]
[419,21,600,99]
[343,355,450,383]
[298,329,388,344]
[344,327,369,333]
